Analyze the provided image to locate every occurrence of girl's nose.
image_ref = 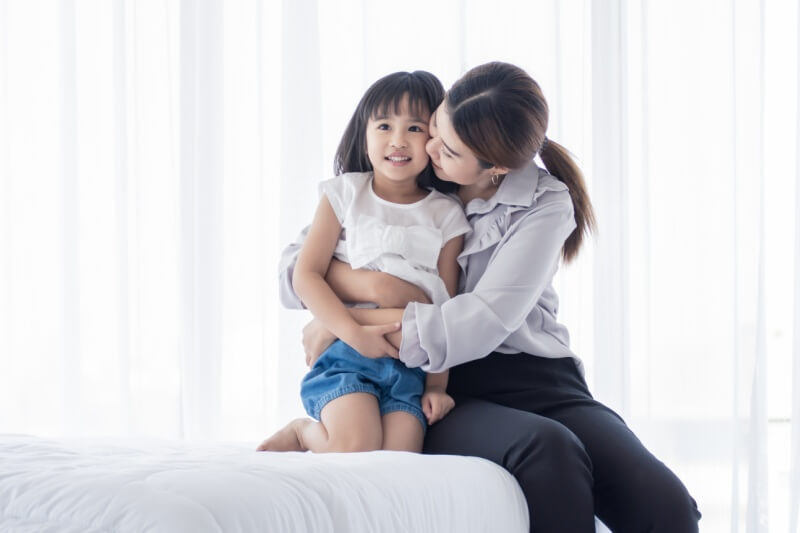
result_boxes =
[390,132,407,148]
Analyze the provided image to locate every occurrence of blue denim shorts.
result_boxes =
[300,340,427,430]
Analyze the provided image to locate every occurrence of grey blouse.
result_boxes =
[278,161,581,374]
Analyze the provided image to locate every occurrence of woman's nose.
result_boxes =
[426,136,440,161]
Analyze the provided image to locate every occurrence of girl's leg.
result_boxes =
[302,392,383,453]
[424,397,595,533]
[257,392,383,453]
[381,411,424,452]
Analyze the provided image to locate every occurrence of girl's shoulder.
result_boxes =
[423,188,464,210]
[324,171,372,190]
[320,171,373,199]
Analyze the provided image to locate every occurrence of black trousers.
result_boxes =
[423,353,701,533]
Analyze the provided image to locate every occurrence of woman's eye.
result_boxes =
[377,124,390,130]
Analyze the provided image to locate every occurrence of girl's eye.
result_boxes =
[409,125,423,132]
[377,124,390,130]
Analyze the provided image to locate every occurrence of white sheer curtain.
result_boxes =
[0,0,797,530]
[0,0,282,441]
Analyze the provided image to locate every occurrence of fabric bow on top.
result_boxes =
[347,214,443,271]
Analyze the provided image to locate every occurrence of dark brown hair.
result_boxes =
[334,71,456,194]
[447,62,595,262]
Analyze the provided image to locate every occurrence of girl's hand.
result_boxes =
[421,389,456,425]
[372,273,432,308]
[345,323,401,359]
[302,318,337,367]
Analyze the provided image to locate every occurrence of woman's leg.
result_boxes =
[381,411,424,452]
[545,401,701,533]
[440,353,700,532]
[424,397,596,533]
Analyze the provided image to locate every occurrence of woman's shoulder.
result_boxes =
[505,163,572,211]
[505,165,575,229]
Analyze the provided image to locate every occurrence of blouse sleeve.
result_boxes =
[277,226,308,309]
[399,189,577,372]
[279,173,364,309]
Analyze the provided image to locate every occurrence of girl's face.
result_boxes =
[426,102,495,186]
[365,94,431,184]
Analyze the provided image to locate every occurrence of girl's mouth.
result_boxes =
[386,155,411,166]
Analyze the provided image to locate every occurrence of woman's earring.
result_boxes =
[491,174,499,186]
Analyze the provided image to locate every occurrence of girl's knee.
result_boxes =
[327,432,383,452]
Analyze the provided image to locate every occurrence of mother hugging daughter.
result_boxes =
[263,62,701,533]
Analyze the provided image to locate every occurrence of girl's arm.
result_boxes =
[294,197,398,358]
[326,259,432,307]
[301,237,463,367]
[279,232,430,309]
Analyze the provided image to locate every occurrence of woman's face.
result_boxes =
[425,102,494,186]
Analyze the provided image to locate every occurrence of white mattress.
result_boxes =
[0,433,528,532]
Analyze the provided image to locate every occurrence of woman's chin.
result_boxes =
[432,164,453,183]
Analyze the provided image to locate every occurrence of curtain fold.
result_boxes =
[791,1,800,528]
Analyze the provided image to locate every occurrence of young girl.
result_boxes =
[257,71,470,454]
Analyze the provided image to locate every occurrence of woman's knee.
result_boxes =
[601,462,700,532]
[638,470,700,532]
[508,417,591,478]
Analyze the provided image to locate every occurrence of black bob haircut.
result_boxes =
[334,71,457,194]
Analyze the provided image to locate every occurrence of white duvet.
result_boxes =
[0,433,528,532]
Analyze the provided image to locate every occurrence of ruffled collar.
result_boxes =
[462,161,543,217]
[455,162,569,273]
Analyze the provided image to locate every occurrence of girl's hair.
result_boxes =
[334,71,457,193]
[447,62,595,263]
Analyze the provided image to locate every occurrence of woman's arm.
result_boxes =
[326,259,431,307]
[279,231,430,308]
[400,191,577,373]
[294,197,398,358]
[303,235,466,363]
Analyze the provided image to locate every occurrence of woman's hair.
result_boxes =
[334,71,456,193]
[447,62,595,262]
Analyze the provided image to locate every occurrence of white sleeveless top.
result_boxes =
[321,172,471,305]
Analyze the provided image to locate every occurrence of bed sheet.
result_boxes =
[0,433,528,532]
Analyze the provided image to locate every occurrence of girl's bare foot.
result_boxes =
[256,418,311,452]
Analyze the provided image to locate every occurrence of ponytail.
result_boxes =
[539,139,595,263]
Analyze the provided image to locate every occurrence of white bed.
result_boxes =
[0,433,528,532]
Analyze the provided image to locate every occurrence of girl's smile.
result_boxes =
[366,94,431,187]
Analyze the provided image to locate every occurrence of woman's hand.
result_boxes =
[421,388,456,425]
[372,273,432,308]
[302,318,337,367]
[344,323,401,359]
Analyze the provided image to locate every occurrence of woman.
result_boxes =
[279,62,701,532]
